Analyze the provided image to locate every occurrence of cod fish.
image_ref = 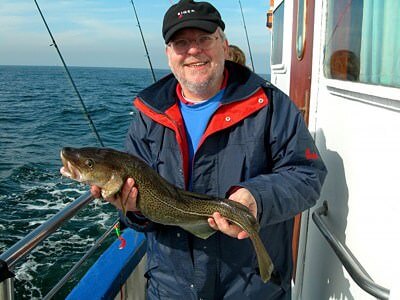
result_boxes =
[60,147,274,282]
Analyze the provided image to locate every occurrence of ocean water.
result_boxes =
[0,65,269,299]
[0,65,169,299]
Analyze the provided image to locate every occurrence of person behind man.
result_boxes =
[91,0,327,299]
[228,44,246,65]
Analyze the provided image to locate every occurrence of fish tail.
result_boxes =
[249,233,274,283]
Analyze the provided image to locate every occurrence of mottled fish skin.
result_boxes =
[60,147,274,282]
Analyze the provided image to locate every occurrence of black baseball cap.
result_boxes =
[162,0,225,44]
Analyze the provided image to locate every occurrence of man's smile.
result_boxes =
[184,61,209,68]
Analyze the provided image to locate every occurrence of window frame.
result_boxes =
[270,0,286,73]
[322,0,400,92]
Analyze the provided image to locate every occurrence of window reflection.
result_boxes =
[324,0,400,88]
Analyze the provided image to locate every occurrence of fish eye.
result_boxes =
[85,159,94,169]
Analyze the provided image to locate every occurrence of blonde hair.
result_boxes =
[228,45,246,66]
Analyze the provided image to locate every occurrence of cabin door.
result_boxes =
[289,0,315,279]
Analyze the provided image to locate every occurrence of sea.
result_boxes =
[0,65,269,299]
[0,65,170,299]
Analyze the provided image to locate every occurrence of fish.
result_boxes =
[60,147,274,282]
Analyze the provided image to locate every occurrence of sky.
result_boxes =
[0,0,271,74]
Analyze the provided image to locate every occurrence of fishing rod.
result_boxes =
[33,0,105,147]
[238,0,255,72]
[130,0,157,83]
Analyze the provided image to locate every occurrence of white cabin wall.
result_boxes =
[304,87,400,299]
[299,0,400,299]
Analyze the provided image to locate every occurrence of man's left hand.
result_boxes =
[207,188,257,239]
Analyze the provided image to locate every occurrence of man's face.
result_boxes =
[166,28,229,98]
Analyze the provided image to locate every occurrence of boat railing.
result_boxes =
[0,191,120,299]
[2,193,391,299]
[43,218,119,300]
[312,201,390,300]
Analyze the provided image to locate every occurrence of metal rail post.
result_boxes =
[0,278,14,300]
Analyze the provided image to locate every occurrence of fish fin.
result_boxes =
[180,222,216,239]
[181,190,251,214]
[101,174,124,199]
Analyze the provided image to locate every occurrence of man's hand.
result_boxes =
[90,178,140,213]
[207,188,257,239]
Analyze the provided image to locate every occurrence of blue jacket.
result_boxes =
[122,61,327,299]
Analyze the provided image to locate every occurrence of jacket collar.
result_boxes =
[137,60,266,113]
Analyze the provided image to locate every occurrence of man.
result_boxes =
[92,0,327,299]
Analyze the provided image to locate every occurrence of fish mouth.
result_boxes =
[60,151,83,182]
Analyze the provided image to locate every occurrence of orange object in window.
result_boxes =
[266,0,274,29]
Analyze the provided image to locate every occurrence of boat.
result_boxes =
[1,1,399,299]
[268,0,399,299]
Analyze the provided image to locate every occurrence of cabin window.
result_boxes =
[271,2,284,65]
[324,0,400,88]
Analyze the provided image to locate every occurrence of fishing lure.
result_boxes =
[114,223,127,250]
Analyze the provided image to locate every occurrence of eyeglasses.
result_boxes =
[168,35,219,54]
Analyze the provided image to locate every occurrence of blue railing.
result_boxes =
[0,191,146,299]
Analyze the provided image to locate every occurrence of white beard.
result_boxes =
[171,61,225,98]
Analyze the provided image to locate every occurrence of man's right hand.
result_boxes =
[90,178,140,213]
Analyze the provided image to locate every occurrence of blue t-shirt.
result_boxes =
[179,90,224,188]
